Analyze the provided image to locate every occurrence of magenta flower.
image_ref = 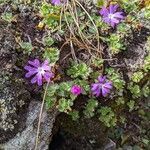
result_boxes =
[24,59,54,86]
[99,4,124,27]
[71,85,82,96]
[91,76,112,97]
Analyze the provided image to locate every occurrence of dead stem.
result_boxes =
[34,81,50,150]
[64,0,94,53]
[70,35,78,62]
[75,0,102,56]
[59,5,64,31]
[70,0,97,50]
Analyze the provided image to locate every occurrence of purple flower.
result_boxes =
[71,85,82,96]
[51,0,66,5]
[24,59,54,86]
[51,0,61,5]
[99,4,124,27]
[91,76,112,97]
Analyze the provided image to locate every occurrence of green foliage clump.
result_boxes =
[57,98,73,113]
[45,84,59,109]
[119,0,139,13]
[116,23,131,36]
[145,37,150,52]
[91,57,104,68]
[67,62,92,79]
[143,55,150,72]
[43,48,60,64]
[108,33,125,55]
[57,82,73,98]
[43,36,54,46]
[131,71,144,83]
[83,99,98,118]
[106,68,125,95]
[98,106,117,127]
[142,83,150,98]
[69,110,79,121]
[45,82,77,113]
[20,42,33,54]
[128,83,141,98]
[127,100,135,112]
[115,97,125,106]
[39,2,60,29]
[1,12,13,22]
[138,7,150,19]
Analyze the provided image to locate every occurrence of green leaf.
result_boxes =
[83,99,98,118]
[43,48,60,64]
[57,98,73,113]
[127,100,135,112]
[69,110,79,121]
[128,83,141,98]
[43,36,54,46]
[115,97,125,106]
[142,138,149,145]
[131,71,144,83]
[98,106,117,127]
[67,62,92,79]
[46,84,59,97]
[1,12,13,22]
[45,96,56,109]
[20,42,33,54]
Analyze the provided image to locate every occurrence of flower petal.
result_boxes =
[109,5,114,13]
[114,12,124,19]
[103,17,111,24]
[28,59,40,68]
[24,65,38,72]
[111,18,120,24]
[91,83,99,91]
[43,60,49,65]
[43,72,54,82]
[93,89,101,97]
[42,60,51,71]
[37,73,43,86]
[110,21,116,28]
[102,87,110,97]
[31,75,37,84]
[98,76,106,83]
[91,83,101,97]
[100,7,109,16]
[110,4,119,13]
[52,0,61,5]
[43,66,51,71]
[103,82,112,90]
[25,70,37,78]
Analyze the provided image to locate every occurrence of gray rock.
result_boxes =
[104,139,116,150]
[0,20,58,150]
[0,20,30,142]
[0,101,58,150]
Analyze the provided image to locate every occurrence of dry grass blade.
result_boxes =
[34,81,50,150]
[75,0,102,57]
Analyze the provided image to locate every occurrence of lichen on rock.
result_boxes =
[0,20,58,149]
[0,20,31,143]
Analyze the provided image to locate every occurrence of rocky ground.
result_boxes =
[0,0,150,150]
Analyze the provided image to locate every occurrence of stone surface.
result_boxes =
[0,101,58,150]
[0,21,58,150]
[0,20,30,142]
